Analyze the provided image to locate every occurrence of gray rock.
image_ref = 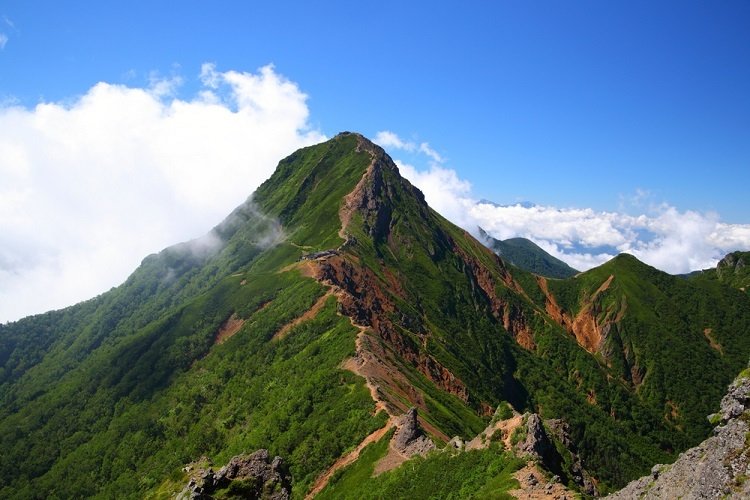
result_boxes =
[516,414,552,461]
[393,407,436,457]
[448,436,464,449]
[607,376,750,499]
[177,449,291,500]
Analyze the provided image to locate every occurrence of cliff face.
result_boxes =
[608,373,750,499]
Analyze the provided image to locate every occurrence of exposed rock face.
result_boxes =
[178,449,292,500]
[509,414,598,496]
[718,252,747,275]
[313,248,471,404]
[537,275,627,357]
[516,414,554,462]
[392,407,436,457]
[545,418,598,496]
[607,375,750,499]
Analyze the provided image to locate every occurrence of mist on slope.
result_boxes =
[0,64,322,322]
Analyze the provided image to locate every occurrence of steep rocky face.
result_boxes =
[538,274,624,355]
[716,251,750,292]
[608,374,750,499]
[392,407,436,457]
[512,414,597,496]
[178,449,292,500]
[516,414,555,462]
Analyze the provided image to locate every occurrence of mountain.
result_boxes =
[2,132,750,498]
[478,228,579,279]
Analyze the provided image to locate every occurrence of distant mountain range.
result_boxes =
[1,133,749,498]
[478,228,579,279]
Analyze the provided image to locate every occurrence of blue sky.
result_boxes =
[3,1,749,217]
[1,1,749,320]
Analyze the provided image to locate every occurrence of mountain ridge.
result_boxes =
[478,228,579,279]
[2,132,750,497]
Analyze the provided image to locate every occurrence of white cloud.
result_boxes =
[418,142,443,163]
[396,160,475,228]
[374,130,443,164]
[374,130,415,151]
[0,64,324,322]
[0,33,7,49]
[375,132,750,276]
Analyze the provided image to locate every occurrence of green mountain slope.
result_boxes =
[533,254,750,445]
[2,133,750,498]
[478,228,578,279]
[687,251,750,295]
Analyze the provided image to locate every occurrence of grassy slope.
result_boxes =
[0,134,388,498]
[542,254,750,443]
[319,430,524,500]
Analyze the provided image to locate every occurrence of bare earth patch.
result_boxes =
[509,463,573,500]
[539,274,619,354]
[704,327,723,353]
[214,313,246,345]
[466,413,524,451]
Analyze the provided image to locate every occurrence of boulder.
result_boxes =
[392,407,436,457]
[178,449,291,500]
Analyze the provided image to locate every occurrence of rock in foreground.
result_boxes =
[178,449,292,500]
[607,375,750,499]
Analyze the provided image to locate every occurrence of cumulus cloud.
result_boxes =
[0,64,324,322]
[376,131,750,276]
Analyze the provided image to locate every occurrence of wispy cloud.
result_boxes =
[374,130,444,164]
[0,64,324,322]
[376,131,750,275]
[0,15,15,50]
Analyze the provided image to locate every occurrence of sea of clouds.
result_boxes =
[376,131,750,275]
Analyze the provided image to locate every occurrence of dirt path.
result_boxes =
[272,291,332,341]
[466,413,523,451]
[304,420,394,499]
[372,439,411,476]
[305,322,397,498]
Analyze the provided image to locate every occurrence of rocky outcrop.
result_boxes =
[607,375,750,499]
[178,449,292,500]
[545,419,598,496]
[392,407,436,457]
[718,252,747,276]
[516,414,554,462]
[372,407,436,476]
[510,414,597,496]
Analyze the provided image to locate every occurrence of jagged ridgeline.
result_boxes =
[2,132,750,498]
